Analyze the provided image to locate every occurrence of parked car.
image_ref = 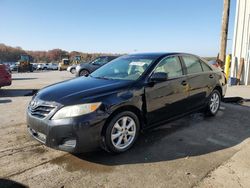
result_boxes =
[67,65,77,74]
[0,64,12,88]
[10,63,18,71]
[48,63,58,70]
[31,63,38,70]
[75,56,119,77]
[27,53,227,154]
[37,63,58,70]
[37,63,46,70]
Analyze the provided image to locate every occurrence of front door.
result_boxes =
[145,56,189,126]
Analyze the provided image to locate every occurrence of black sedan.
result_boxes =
[75,56,119,77]
[27,53,227,153]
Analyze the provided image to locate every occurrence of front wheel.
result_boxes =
[104,111,140,153]
[79,69,89,77]
[206,90,221,116]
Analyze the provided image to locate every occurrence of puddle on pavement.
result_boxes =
[50,154,114,173]
[0,89,38,97]
[223,97,250,107]
[242,101,250,107]
[0,179,28,188]
[0,99,12,104]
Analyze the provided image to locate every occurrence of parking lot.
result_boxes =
[1,71,250,188]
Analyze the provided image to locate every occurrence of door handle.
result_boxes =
[181,80,187,86]
[209,74,214,79]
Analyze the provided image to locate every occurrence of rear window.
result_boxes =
[182,56,203,74]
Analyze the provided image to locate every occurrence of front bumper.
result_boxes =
[27,110,107,153]
[223,84,227,97]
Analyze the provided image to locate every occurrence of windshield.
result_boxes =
[91,55,156,81]
[63,60,70,65]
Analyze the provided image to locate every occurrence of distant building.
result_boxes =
[231,0,250,85]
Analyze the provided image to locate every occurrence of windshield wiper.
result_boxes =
[93,76,113,80]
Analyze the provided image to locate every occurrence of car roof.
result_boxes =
[98,55,119,58]
[127,52,198,58]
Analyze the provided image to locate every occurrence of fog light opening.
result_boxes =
[61,139,76,148]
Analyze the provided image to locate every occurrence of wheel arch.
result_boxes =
[100,105,144,137]
[79,68,90,75]
[213,85,223,98]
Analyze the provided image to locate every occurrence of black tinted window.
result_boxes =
[155,56,183,78]
[182,56,203,74]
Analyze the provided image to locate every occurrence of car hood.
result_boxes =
[35,76,133,104]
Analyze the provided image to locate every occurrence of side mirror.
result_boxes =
[150,72,168,82]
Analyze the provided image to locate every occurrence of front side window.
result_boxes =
[154,56,183,78]
[182,56,203,74]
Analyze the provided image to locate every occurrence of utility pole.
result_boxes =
[219,0,231,65]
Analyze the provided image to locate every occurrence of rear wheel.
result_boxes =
[206,90,221,116]
[79,69,89,76]
[104,111,140,153]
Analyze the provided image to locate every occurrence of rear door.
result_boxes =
[145,56,189,125]
[180,55,214,111]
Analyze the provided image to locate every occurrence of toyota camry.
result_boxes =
[27,53,227,153]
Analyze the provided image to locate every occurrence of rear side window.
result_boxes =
[200,60,212,72]
[155,56,183,78]
[182,56,203,74]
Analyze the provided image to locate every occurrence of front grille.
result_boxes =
[29,104,56,119]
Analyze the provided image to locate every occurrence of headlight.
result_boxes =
[51,102,101,120]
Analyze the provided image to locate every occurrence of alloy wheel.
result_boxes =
[80,70,89,76]
[111,116,136,150]
[210,92,220,114]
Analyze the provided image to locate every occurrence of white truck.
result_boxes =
[37,63,58,70]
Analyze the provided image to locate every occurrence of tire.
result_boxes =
[70,68,76,74]
[79,69,89,77]
[104,111,140,153]
[206,90,221,116]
